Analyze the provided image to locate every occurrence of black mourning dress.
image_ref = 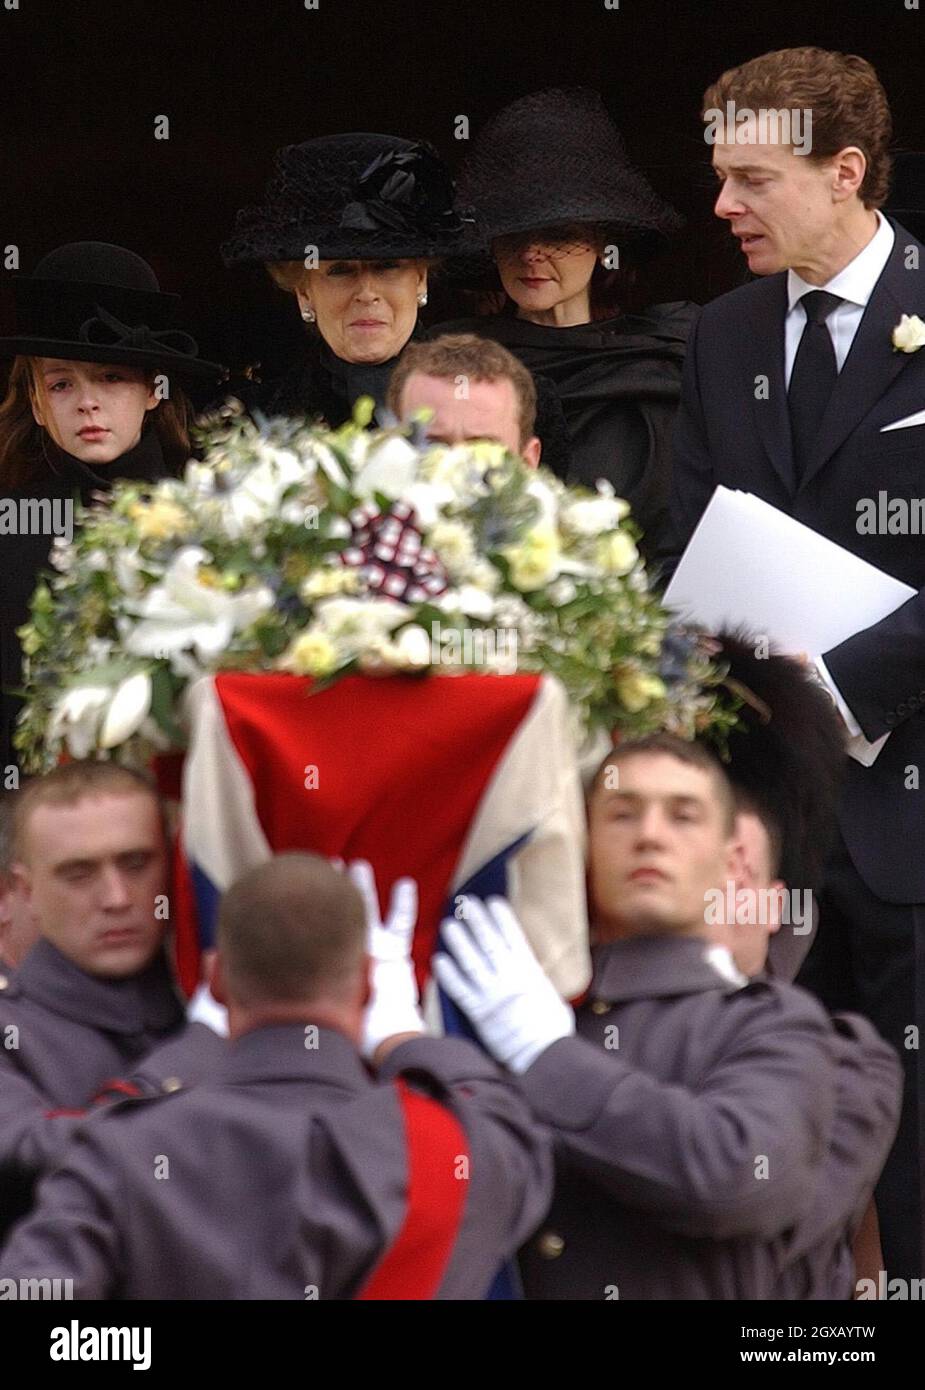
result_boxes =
[438,302,698,564]
[0,428,172,772]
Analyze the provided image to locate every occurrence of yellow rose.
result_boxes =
[614,668,666,713]
[299,568,361,601]
[505,525,561,592]
[128,499,192,542]
[280,628,340,677]
[596,531,638,576]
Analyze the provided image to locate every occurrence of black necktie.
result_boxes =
[788,289,843,484]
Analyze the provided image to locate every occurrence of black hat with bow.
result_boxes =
[0,241,223,379]
[221,132,474,266]
[456,87,683,254]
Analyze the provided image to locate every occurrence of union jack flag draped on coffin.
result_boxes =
[170,670,591,1009]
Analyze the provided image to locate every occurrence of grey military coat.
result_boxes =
[0,937,185,1231]
[517,935,843,1300]
[0,1026,553,1299]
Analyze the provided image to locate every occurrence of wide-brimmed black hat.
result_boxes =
[222,133,474,267]
[886,151,925,245]
[0,241,223,379]
[455,87,682,263]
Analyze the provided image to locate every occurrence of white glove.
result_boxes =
[350,861,424,1061]
[433,895,574,1074]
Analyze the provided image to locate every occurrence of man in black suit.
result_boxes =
[671,46,925,1278]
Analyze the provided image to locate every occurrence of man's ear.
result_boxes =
[522,436,542,470]
[832,146,867,202]
[206,949,226,1004]
[360,952,373,1011]
[10,861,34,909]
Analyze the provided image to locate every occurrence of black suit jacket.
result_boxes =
[671,220,925,902]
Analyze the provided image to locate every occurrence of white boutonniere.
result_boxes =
[892,313,925,353]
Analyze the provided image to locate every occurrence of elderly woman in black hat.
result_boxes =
[0,240,221,769]
[440,88,697,563]
[221,133,471,425]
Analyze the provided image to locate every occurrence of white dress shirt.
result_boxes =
[785,211,895,382]
[785,211,895,764]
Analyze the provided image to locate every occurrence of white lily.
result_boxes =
[353,435,420,501]
[99,671,153,749]
[456,585,498,620]
[313,595,410,656]
[561,485,631,536]
[47,685,112,759]
[524,474,561,528]
[124,546,274,663]
[404,480,456,529]
[307,440,349,490]
[225,446,310,533]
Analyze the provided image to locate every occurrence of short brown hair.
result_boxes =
[218,853,366,1007]
[387,333,537,445]
[703,47,892,208]
[590,733,736,835]
[12,761,166,862]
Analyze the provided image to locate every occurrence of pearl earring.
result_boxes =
[301,306,316,323]
[417,292,428,307]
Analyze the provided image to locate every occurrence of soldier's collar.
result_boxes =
[13,937,184,1035]
[586,934,748,1007]
[219,1023,372,1090]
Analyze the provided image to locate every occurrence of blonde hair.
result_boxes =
[265,256,438,298]
[12,762,167,863]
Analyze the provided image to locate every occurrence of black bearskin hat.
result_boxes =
[713,629,846,894]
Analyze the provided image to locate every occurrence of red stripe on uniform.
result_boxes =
[92,1079,143,1104]
[355,1080,470,1300]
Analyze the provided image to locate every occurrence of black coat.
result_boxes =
[670,221,925,904]
[0,428,173,772]
[438,302,698,564]
[254,329,574,478]
[259,330,423,426]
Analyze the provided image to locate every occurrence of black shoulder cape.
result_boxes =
[436,302,699,562]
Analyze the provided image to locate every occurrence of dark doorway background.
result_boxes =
[2,0,923,389]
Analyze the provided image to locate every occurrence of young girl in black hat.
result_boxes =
[0,240,222,771]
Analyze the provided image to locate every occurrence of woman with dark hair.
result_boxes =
[0,240,222,770]
[221,133,472,426]
[440,88,697,562]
